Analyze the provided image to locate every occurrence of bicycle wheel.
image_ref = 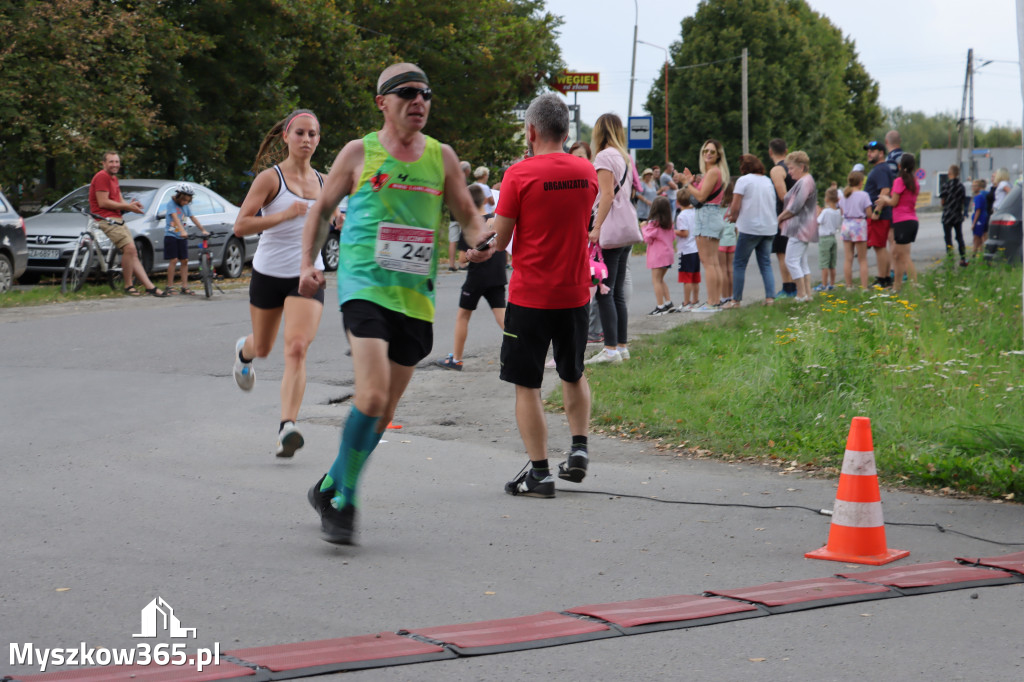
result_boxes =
[107,249,124,291]
[201,252,213,298]
[61,242,92,294]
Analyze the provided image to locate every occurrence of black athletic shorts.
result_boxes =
[249,268,325,309]
[459,282,506,311]
[342,299,433,367]
[771,231,788,254]
[499,302,587,389]
[892,220,919,245]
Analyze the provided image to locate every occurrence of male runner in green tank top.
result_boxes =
[300,62,493,544]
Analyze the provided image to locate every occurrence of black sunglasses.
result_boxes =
[384,86,432,101]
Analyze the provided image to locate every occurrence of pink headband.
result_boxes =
[285,113,318,133]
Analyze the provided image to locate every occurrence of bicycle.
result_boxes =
[188,230,225,298]
[61,205,124,294]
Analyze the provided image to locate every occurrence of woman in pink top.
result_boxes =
[641,196,676,314]
[874,152,919,292]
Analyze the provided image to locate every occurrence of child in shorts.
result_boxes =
[718,180,737,304]
[674,190,700,310]
[436,184,507,370]
[815,187,841,291]
[164,184,209,295]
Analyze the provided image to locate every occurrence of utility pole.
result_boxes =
[741,48,749,155]
[956,48,971,178]
[968,50,976,180]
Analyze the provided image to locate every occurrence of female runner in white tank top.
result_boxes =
[232,109,327,458]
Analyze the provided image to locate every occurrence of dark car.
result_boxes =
[0,189,28,292]
[985,183,1022,264]
[23,180,257,281]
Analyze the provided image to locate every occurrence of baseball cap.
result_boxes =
[863,141,885,151]
[642,168,653,176]
[852,163,865,172]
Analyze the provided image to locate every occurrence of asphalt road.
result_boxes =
[2,211,1022,681]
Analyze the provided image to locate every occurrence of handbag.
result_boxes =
[588,243,610,295]
[588,162,632,232]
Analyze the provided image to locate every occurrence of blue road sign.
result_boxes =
[627,116,653,150]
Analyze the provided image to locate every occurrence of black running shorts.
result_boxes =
[341,299,433,367]
[499,303,587,389]
[250,268,325,309]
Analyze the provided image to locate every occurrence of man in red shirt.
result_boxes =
[482,93,598,498]
[89,151,166,296]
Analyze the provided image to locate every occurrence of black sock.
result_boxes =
[571,436,588,453]
[783,282,797,293]
[238,348,251,364]
[279,420,293,433]
[531,458,550,479]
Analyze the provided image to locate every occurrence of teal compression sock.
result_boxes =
[325,405,383,508]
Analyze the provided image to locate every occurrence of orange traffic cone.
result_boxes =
[805,417,910,565]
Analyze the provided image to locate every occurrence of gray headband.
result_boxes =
[378,71,430,95]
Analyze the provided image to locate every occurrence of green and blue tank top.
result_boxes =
[338,132,445,322]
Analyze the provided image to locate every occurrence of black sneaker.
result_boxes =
[557,450,589,483]
[308,475,357,545]
[307,474,333,516]
[504,464,555,498]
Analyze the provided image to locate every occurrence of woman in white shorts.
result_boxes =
[777,151,818,301]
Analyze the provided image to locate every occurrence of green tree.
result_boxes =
[0,0,178,207]
[640,0,881,188]
[353,0,563,168]
[870,107,961,158]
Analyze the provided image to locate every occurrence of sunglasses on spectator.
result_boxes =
[383,86,432,101]
[703,148,717,155]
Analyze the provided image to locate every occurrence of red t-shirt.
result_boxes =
[89,170,123,219]
[496,153,598,309]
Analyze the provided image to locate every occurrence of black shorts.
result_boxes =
[164,236,189,261]
[342,299,433,367]
[771,231,788,254]
[499,302,587,389]
[892,220,919,245]
[249,268,325,309]
[459,282,506,311]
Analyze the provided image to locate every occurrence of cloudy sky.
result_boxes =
[544,0,1023,131]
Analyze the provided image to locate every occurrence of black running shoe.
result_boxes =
[307,474,333,516]
[308,475,357,545]
[504,464,555,498]
[557,450,589,483]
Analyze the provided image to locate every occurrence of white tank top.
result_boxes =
[251,165,324,278]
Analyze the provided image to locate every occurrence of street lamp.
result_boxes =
[637,39,669,166]
[627,0,638,118]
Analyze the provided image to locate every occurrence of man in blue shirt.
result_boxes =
[863,140,895,287]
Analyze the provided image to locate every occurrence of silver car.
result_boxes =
[23,179,257,280]
[0,189,28,292]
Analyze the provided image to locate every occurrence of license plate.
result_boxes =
[29,248,60,260]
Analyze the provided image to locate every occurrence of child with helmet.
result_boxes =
[164,183,209,294]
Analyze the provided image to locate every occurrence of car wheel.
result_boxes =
[219,237,244,279]
[135,238,153,277]
[0,253,13,293]
[322,232,340,272]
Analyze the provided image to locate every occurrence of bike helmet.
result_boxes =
[174,183,195,196]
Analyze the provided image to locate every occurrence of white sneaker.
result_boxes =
[276,421,304,458]
[233,336,255,391]
[584,349,623,365]
[618,348,630,360]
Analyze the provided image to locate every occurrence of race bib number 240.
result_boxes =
[375,222,434,275]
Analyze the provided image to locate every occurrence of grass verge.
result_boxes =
[1,273,249,307]
[558,258,1024,499]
